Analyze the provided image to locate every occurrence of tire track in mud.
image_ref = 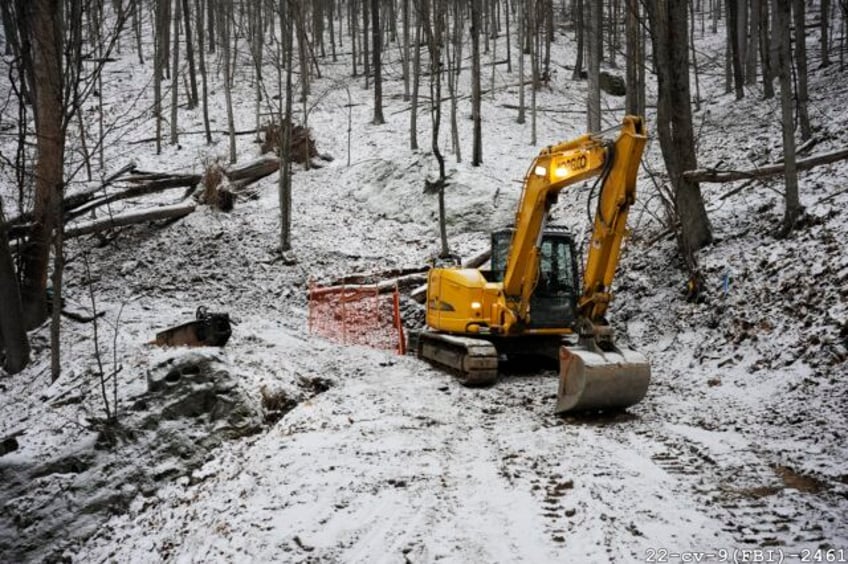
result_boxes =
[457,369,847,558]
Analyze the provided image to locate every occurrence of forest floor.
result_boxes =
[1,12,848,564]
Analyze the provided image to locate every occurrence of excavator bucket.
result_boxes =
[556,345,650,413]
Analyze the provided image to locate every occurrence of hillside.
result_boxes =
[1,6,847,563]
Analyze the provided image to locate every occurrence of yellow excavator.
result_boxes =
[417,116,650,413]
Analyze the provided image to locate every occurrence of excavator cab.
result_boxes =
[489,227,579,330]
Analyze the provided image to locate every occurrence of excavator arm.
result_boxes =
[501,115,647,332]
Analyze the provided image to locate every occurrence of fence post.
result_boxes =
[393,285,406,355]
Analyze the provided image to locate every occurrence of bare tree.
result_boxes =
[182,0,199,108]
[517,0,525,123]
[774,0,801,234]
[154,0,168,154]
[446,2,461,161]
[572,0,584,80]
[19,0,66,329]
[625,0,644,115]
[221,0,237,163]
[279,0,294,257]
[410,11,421,151]
[726,0,745,98]
[471,0,483,166]
[644,0,713,257]
[821,0,831,67]
[402,0,411,100]
[760,0,775,98]
[421,0,451,258]
[792,0,811,140]
[195,0,212,143]
[0,201,30,374]
[587,0,601,131]
[170,0,181,145]
[746,0,761,84]
[372,0,385,123]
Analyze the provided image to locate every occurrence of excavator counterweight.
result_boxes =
[418,116,650,413]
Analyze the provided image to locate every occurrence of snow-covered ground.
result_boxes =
[1,9,847,563]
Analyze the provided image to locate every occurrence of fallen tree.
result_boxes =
[682,147,848,183]
[64,203,197,239]
[8,157,283,240]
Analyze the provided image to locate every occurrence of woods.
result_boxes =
[0,1,846,374]
[1,3,848,560]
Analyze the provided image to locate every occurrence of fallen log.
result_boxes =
[8,174,201,240]
[329,266,429,287]
[226,155,280,188]
[5,161,138,227]
[683,147,848,183]
[66,174,201,221]
[64,203,196,239]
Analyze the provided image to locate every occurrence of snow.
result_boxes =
[2,6,848,563]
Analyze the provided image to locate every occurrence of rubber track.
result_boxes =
[417,332,499,387]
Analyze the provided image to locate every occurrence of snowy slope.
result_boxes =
[1,9,847,564]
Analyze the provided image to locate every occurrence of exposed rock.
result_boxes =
[0,351,262,562]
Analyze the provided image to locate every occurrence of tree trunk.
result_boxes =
[689,0,702,110]
[195,0,211,144]
[625,0,642,115]
[447,2,461,161]
[517,0,525,123]
[20,0,65,330]
[362,0,370,87]
[792,0,811,140]
[775,0,801,234]
[471,0,483,166]
[170,0,181,145]
[280,0,294,254]
[727,0,745,98]
[410,17,421,151]
[64,204,197,239]
[821,0,831,67]
[587,0,601,131]
[423,0,451,258]
[0,201,30,374]
[529,0,538,144]
[182,0,198,108]
[645,0,713,254]
[221,0,236,163]
[372,0,385,123]
[351,0,358,76]
[746,0,761,84]
[683,147,848,182]
[572,0,584,79]
[760,0,775,97]
[154,0,166,153]
[402,0,410,100]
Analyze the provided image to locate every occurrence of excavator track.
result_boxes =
[416,332,499,387]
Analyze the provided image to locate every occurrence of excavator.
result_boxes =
[417,115,650,413]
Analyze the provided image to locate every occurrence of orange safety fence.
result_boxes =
[308,282,406,355]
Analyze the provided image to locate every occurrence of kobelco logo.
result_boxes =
[564,153,588,170]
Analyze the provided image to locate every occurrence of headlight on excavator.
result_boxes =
[534,166,547,177]
[471,301,482,317]
[555,166,569,178]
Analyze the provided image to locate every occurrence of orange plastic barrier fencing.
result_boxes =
[308,283,406,355]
